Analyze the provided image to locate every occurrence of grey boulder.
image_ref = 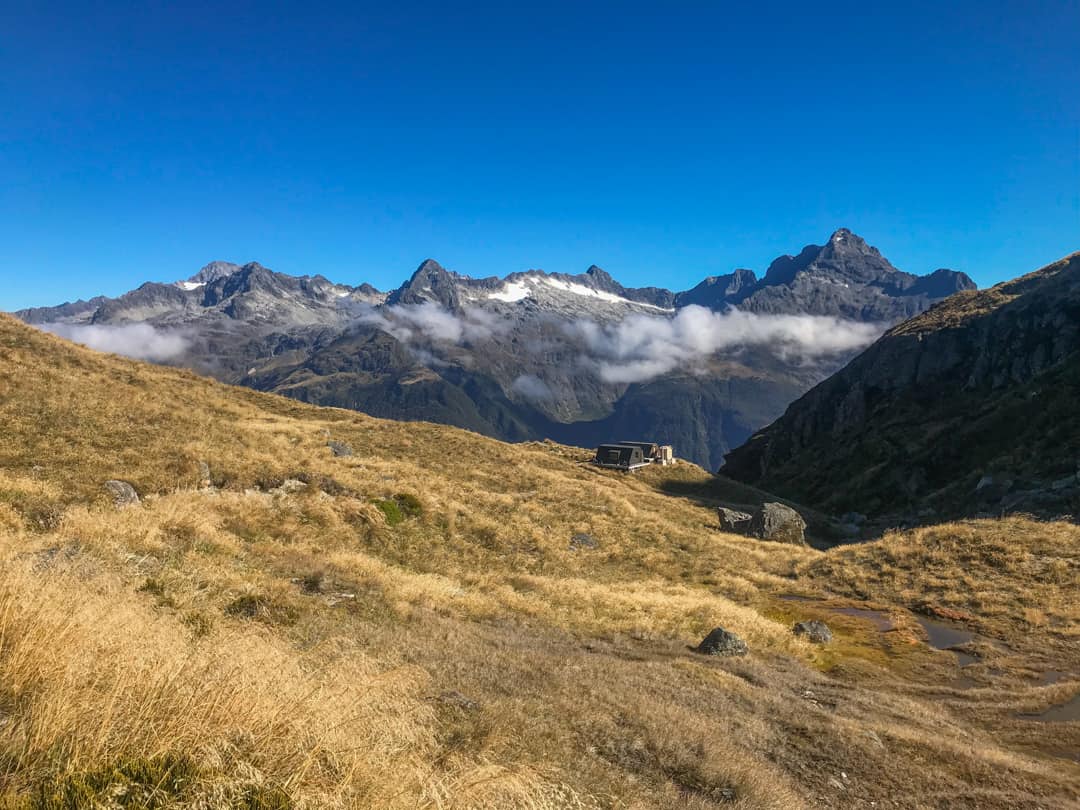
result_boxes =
[717,507,752,533]
[328,440,354,457]
[104,480,140,508]
[748,502,807,545]
[694,627,748,657]
[793,620,833,644]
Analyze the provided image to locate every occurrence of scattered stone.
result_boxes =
[271,479,307,495]
[104,480,140,508]
[863,729,886,750]
[569,532,598,550]
[793,620,833,644]
[717,507,752,533]
[328,440,354,457]
[437,690,480,711]
[748,502,807,545]
[694,627,748,657]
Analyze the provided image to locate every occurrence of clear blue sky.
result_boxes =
[2,1,1077,310]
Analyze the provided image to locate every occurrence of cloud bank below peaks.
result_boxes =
[356,302,505,345]
[39,323,191,362]
[570,305,885,383]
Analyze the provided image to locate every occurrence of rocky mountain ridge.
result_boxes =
[15,229,975,468]
[722,251,1080,522]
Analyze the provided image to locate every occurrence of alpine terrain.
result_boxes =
[16,229,974,469]
[723,251,1080,524]
[0,311,1077,808]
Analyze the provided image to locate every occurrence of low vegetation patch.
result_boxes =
[375,492,423,526]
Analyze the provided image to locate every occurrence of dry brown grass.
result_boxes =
[0,313,1078,808]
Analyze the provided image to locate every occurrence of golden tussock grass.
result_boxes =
[0,313,1078,808]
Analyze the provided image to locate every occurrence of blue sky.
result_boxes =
[1,1,1077,310]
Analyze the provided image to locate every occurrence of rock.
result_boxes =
[328,440,353,457]
[717,507,752,533]
[437,690,480,711]
[104,480,140,508]
[197,460,212,488]
[748,502,807,545]
[569,533,598,550]
[694,627,748,657]
[793,620,833,644]
[975,475,994,492]
[840,511,866,526]
[271,479,307,495]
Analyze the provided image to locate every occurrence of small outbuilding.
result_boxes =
[618,441,676,466]
[593,443,648,471]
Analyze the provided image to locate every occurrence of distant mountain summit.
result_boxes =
[14,229,974,468]
[179,261,243,289]
[729,228,976,320]
[722,250,1080,522]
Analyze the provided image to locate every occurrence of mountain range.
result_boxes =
[16,228,975,468]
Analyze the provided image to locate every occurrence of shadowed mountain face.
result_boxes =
[722,251,1080,522]
[15,230,974,468]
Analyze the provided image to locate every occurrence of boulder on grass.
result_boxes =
[694,627,748,657]
[717,507,753,534]
[748,502,807,545]
[104,480,140,509]
[328,440,354,457]
[793,620,833,644]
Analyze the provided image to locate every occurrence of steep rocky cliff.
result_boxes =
[722,252,1080,521]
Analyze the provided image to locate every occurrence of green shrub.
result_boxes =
[375,493,423,526]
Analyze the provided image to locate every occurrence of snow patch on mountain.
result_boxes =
[488,280,532,303]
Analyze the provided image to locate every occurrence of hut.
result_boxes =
[593,443,648,471]
[618,441,675,465]
[619,441,659,460]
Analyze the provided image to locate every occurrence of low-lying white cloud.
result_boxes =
[353,299,884,385]
[571,305,884,383]
[511,373,554,400]
[356,302,505,345]
[39,322,190,361]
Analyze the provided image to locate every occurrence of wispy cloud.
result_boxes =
[511,374,554,400]
[39,323,190,361]
[354,302,505,345]
[570,305,884,383]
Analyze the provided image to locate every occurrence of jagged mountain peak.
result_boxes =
[386,258,461,309]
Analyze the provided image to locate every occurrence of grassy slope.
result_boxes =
[0,313,1077,809]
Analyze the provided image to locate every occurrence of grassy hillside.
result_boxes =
[0,313,1077,809]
